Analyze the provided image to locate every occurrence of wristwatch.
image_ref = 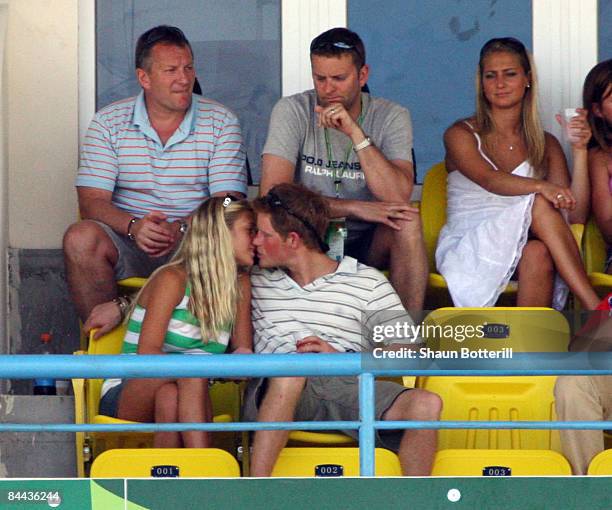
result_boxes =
[179,221,188,235]
[353,136,372,152]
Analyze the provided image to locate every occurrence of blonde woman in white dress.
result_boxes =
[436,37,599,309]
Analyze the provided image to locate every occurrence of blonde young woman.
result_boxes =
[436,37,599,309]
[98,197,255,448]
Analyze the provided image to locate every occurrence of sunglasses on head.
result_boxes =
[311,40,354,51]
[310,38,365,66]
[264,191,329,253]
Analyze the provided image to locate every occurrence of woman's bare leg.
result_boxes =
[530,195,599,309]
[516,240,555,306]
[177,378,211,448]
[117,377,174,422]
[154,382,182,448]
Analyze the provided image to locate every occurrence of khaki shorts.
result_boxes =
[93,220,175,280]
[242,376,409,452]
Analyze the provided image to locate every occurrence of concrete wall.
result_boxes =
[0,395,76,477]
[7,0,78,248]
[4,1,80,376]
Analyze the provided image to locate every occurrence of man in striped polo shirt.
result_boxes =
[63,26,247,326]
[244,183,441,477]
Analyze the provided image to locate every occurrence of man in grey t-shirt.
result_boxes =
[260,27,427,311]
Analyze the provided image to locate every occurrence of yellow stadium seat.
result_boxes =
[271,447,401,477]
[584,216,612,298]
[90,448,240,478]
[587,449,612,475]
[416,376,561,451]
[421,307,570,353]
[74,326,242,475]
[117,277,147,291]
[287,431,356,446]
[432,448,571,476]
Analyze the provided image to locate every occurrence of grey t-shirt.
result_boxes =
[263,90,413,239]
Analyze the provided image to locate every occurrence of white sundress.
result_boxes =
[435,127,535,307]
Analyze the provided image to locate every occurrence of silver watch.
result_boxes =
[354,136,372,152]
[179,221,188,234]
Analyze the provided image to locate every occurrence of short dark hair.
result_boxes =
[253,183,330,253]
[135,25,193,70]
[310,27,366,69]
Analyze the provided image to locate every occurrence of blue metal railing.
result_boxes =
[1,353,611,476]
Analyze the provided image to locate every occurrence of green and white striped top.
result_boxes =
[122,285,231,355]
[100,285,231,399]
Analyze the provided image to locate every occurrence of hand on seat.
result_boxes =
[84,300,124,339]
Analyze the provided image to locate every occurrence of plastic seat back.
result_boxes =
[584,216,607,275]
[90,448,240,478]
[587,449,612,475]
[86,325,128,423]
[420,161,447,273]
[432,448,571,476]
[271,447,401,477]
[417,375,560,450]
[583,216,612,297]
[421,307,570,352]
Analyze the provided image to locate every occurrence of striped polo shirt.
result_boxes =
[250,257,417,354]
[76,91,247,221]
[100,286,231,398]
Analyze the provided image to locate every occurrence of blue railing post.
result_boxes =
[359,372,375,476]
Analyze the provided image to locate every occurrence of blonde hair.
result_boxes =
[475,37,546,178]
[130,197,253,341]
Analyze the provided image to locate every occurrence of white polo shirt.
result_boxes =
[251,256,415,353]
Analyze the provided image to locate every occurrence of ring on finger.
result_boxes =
[556,193,564,200]
[329,108,336,114]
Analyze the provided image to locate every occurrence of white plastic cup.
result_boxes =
[562,108,580,143]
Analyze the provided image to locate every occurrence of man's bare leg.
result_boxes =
[250,377,306,477]
[63,220,119,321]
[382,389,442,475]
[368,217,428,311]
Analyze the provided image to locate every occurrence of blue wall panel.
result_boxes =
[349,0,532,181]
[600,0,612,61]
